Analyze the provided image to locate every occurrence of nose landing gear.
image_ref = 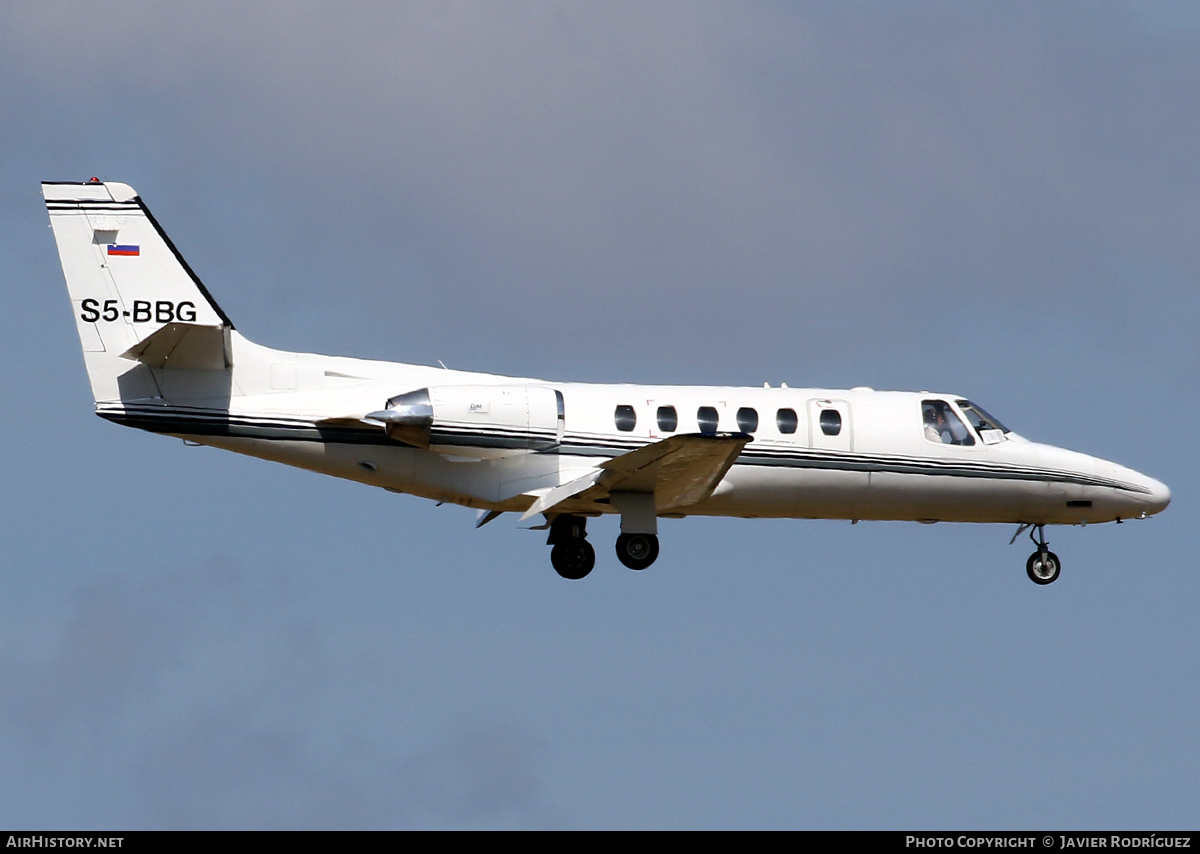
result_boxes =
[1026,548,1061,585]
[1016,523,1061,585]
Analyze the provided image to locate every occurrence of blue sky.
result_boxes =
[0,1,1196,829]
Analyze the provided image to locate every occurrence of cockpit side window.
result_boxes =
[922,400,975,446]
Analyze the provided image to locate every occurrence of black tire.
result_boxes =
[551,539,595,580]
[1026,550,1061,585]
[615,533,659,571]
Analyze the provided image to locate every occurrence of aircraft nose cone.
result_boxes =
[1099,458,1171,519]
[1142,475,1171,516]
[1115,465,1171,517]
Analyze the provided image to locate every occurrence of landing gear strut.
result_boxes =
[615,532,659,570]
[547,514,595,580]
[1023,524,1061,585]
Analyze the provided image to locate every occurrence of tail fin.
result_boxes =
[43,180,234,404]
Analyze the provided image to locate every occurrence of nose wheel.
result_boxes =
[1026,549,1061,585]
[1017,523,1061,585]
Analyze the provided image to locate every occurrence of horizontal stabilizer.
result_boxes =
[315,415,376,428]
[519,433,750,520]
[120,322,231,369]
[475,509,504,528]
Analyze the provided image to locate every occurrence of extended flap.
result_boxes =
[519,433,750,520]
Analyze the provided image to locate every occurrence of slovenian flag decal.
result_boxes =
[107,244,140,256]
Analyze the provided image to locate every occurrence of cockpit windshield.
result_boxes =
[956,401,1008,433]
[956,400,1010,444]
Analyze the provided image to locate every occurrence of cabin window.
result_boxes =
[776,408,798,434]
[922,400,975,446]
[736,407,758,433]
[697,406,719,434]
[657,406,678,433]
[819,409,842,436]
[614,404,637,432]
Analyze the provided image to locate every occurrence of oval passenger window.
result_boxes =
[736,407,758,433]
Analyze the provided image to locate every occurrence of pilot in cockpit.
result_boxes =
[923,403,950,443]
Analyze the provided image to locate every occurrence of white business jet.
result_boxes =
[43,180,1170,584]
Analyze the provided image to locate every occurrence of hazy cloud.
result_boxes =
[0,561,551,828]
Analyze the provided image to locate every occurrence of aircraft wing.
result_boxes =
[520,433,750,520]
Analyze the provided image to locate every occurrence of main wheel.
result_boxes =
[1026,550,1061,585]
[551,539,595,579]
[615,533,659,570]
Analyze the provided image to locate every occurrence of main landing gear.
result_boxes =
[547,515,661,579]
[548,514,595,580]
[1017,523,1061,585]
[615,532,659,570]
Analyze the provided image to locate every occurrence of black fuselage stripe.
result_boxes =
[48,204,141,211]
[98,408,1147,493]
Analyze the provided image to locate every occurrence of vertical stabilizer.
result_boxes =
[43,181,233,404]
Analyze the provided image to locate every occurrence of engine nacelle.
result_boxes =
[368,384,563,455]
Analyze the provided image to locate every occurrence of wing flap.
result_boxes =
[519,433,750,520]
[519,469,605,521]
[641,433,751,509]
